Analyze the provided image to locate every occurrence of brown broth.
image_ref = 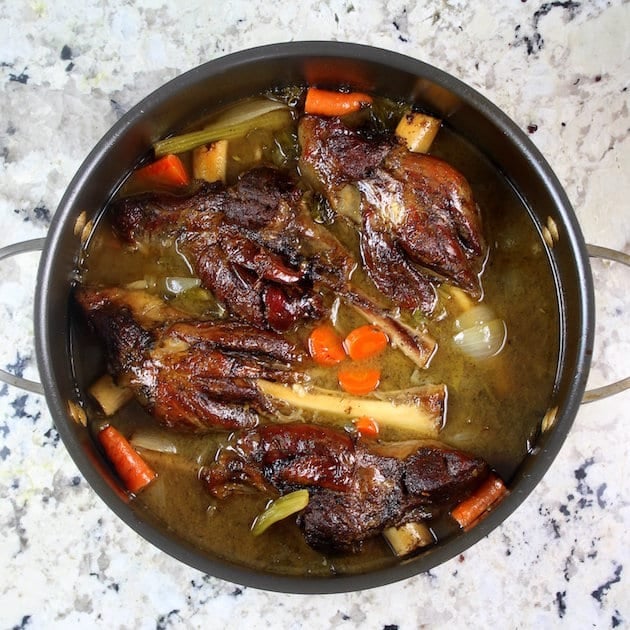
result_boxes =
[74,96,559,577]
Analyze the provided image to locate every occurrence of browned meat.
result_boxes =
[75,287,307,431]
[297,116,393,202]
[113,169,299,240]
[201,423,489,553]
[360,198,438,313]
[298,115,486,313]
[379,149,485,295]
[201,423,356,497]
[110,168,355,331]
[74,287,185,374]
[109,166,437,368]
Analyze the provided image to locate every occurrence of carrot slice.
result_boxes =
[354,416,380,437]
[98,425,157,494]
[132,154,190,188]
[304,87,373,117]
[308,324,347,366]
[344,325,389,361]
[338,367,381,396]
[451,474,507,529]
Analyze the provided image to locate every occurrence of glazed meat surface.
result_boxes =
[298,115,486,313]
[111,168,355,331]
[201,423,489,553]
[107,164,438,368]
[75,287,306,431]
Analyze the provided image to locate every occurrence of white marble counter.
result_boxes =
[1,1,629,628]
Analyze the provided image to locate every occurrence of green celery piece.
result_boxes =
[251,489,310,536]
[154,108,292,157]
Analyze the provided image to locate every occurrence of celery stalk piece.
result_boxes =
[154,107,292,157]
[251,489,310,536]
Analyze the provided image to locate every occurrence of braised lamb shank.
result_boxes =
[111,167,353,332]
[76,287,306,431]
[298,115,486,313]
[201,423,489,553]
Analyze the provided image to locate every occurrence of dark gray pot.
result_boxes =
[1,42,626,594]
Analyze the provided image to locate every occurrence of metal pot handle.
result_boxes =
[0,239,626,401]
[582,244,630,403]
[0,238,46,395]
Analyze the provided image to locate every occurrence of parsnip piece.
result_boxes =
[383,522,435,556]
[396,111,441,153]
[73,210,87,237]
[442,284,475,312]
[257,380,446,438]
[89,374,134,416]
[193,140,229,184]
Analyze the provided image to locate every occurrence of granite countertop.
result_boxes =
[1,1,629,628]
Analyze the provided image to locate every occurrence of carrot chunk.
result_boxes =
[304,87,373,117]
[338,367,381,396]
[451,474,507,529]
[353,416,380,437]
[308,324,347,366]
[344,325,389,361]
[132,154,190,188]
[98,425,157,494]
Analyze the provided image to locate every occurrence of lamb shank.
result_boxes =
[110,167,353,332]
[298,115,486,313]
[201,422,489,553]
[75,287,306,431]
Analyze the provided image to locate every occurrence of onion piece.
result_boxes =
[130,431,178,454]
[454,304,496,330]
[211,97,291,126]
[124,279,149,291]
[160,276,201,295]
[453,304,507,360]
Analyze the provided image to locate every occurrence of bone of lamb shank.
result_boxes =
[75,287,306,431]
[298,115,486,314]
[200,423,489,553]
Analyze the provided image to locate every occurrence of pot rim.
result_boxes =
[33,41,594,593]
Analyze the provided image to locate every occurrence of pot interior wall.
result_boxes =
[34,42,594,593]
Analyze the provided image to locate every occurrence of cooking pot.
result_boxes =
[1,42,628,594]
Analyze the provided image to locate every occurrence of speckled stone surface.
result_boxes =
[1,1,629,628]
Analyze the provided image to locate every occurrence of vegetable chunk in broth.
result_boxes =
[72,86,559,577]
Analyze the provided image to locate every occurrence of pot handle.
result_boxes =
[1,239,627,401]
[0,238,46,395]
[582,244,630,403]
